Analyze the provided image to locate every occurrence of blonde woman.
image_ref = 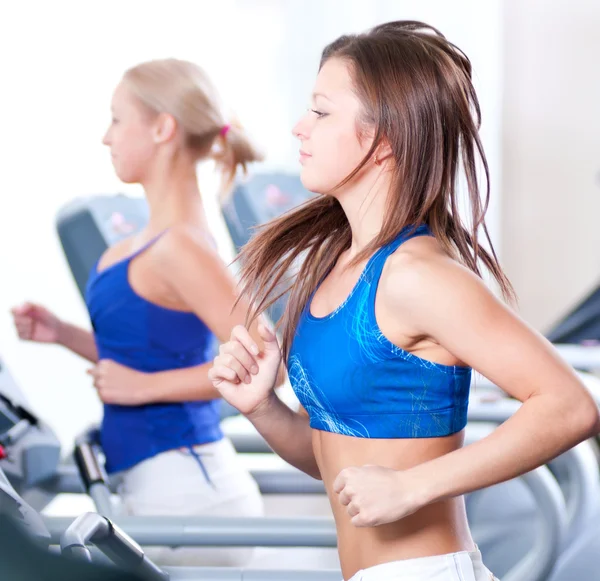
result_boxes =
[12,59,265,566]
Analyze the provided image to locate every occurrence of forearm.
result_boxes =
[144,367,320,478]
[144,362,221,403]
[414,394,600,505]
[57,322,98,363]
[145,359,289,404]
[248,394,321,480]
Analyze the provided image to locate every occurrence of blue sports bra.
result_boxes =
[288,225,471,439]
[85,232,222,473]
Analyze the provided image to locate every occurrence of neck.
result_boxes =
[141,154,208,234]
[335,170,392,258]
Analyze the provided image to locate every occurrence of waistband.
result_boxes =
[347,548,490,581]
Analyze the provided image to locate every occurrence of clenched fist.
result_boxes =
[333,465,428,527]
[208,323,281,416]
[88,359,152,405]
[11,302,63,344]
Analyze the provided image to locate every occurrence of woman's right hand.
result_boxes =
[209,323,282,417]
[11,302,64,344]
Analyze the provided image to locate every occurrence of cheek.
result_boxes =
[330,129,366,175]
[111,128,155,181]
[301,124,366,193]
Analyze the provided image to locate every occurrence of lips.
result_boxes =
[299,150,312,164]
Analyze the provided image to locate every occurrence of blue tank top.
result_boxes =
[288,225,471,439]
[85,232,223,473]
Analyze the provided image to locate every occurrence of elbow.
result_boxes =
[583,405,600,440]
[307,468,323,481]
[569,398,600,442]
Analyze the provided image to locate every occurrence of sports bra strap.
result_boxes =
[367,224,432,279]
[127,228,171,262]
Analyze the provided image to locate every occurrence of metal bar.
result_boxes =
[39,464,325,496]
[60,513,169,581]
[45,515,337,547]
[503,466,567,581]
[89,482,115,517]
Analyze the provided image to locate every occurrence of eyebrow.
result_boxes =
[312,92,333,102]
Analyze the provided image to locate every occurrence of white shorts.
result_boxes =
[347,548,498,581]
[116,437,264,567]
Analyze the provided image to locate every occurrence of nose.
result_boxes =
[102,126,111,147]
[292,110,312,141]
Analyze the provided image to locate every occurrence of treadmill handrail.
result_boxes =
[46,465,566,581]
[503,465,567,581]
[48,513,338,548]
[40,463,326,497]
[60,512,169,580]
[56,407,568,579]
[469,400,600,545]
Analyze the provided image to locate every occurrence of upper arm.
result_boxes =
[154,227,264,346]
[386,253,594,407]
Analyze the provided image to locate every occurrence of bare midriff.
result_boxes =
[313,429,475,580]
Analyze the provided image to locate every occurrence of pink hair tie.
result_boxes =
[220,124,231,137]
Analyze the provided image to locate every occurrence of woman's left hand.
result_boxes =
[87,359,152,405]
[333,465,428,527]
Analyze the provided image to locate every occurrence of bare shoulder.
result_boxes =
[151,224,220,270]
[98,236,137,269]
[380,235,501,323]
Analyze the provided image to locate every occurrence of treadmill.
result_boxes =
[56,173,312,325]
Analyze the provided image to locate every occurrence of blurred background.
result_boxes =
[0,0,598,448]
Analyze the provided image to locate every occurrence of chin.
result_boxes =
[299,171,328,196]
[117,176,137,185]
[300,164,351,198]
[114,168,140,185]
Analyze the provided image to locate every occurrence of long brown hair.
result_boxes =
[238,21,514,361]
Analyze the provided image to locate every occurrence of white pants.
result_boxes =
[347,548,499,581]
[116,437,264,567]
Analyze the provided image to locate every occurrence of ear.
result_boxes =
[375,138,393,165]
[153,112,178,144]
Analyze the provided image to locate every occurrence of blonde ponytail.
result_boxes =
[212,121,264,199]
[123,58,263,199]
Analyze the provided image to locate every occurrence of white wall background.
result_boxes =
[0,0,503,450]
[502,0,600,331]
